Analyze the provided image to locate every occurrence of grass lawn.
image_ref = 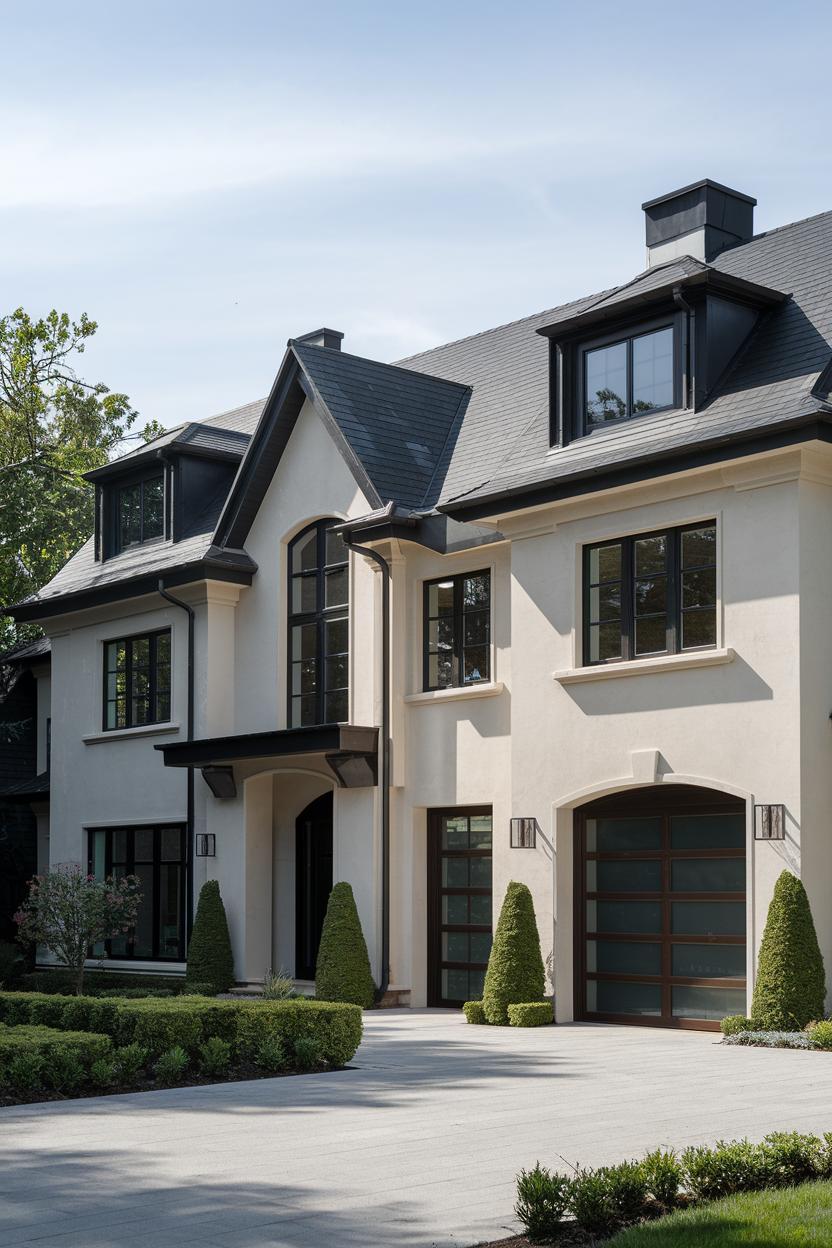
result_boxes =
[608,1180,832,1246]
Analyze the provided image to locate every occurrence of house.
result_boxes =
[0,636,51,939]
[7,178,832,1030]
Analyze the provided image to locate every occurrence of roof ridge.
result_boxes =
[738,206,832,248]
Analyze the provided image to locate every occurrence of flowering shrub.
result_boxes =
[15,865,142,995]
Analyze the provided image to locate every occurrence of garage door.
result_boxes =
[575,787,747,1030]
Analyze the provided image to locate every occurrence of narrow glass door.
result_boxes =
[428,808,492,1006]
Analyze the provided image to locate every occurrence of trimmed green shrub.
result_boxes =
[720,1014,756,1036]
[758,1132,823,1186]
[0,991,362,1068]
[508,1001,553,1028]
[0,1024,112,1093]
[482,882,545,1026]
[315,883,375,1009]
[642,1148,682,1210]
[115,1043,148,1083]
[515,1164,571,1242]
[89,1058,118,1089]
[20,970,190,996]
[752,871,825,1031]
[255,1035,287,1072]
[186,880,235,994]
[807,1020,832,1050]
[570,1161,649,1236]
[235,999,362,1068]
[199,1037,231,1077]
[294,1035,324,1071]
[462,1000,486,1025]
[154,1045,189,1086]
[681,1139,768,1200]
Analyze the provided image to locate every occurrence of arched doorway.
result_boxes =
[295,792,333,980]
[574,785,747,1031]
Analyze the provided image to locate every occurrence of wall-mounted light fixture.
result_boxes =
[201,765,237,800]
[510,817,538,848]
[195,833,216,857]
[754,803,786,841]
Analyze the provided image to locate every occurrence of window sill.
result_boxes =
[553,648,735,685]
[404,681,504,706]
[82,722,181,745]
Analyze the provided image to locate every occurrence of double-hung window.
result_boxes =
[424,570,491,690]
[584,522,717,665]
[104,629,171,730]
[288,520,349,726]
[581,321,678,434]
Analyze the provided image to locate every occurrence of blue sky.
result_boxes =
[3,0,831,431]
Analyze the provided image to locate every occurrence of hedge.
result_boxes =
[508,1001,553,1027]
[0,1024,112,1094]
[20,970,194,996]
[0,992,363,1067]
[463,1000,486,1025]
[751,871,825,1030]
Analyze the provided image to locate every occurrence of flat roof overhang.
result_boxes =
[155,723,379,789]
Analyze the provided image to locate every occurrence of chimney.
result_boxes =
[642,179,756,267]
[294,327,344,350]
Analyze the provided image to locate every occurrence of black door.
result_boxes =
[295,792,334,980]
[428,807,493,1006]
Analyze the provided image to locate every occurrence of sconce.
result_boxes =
[510,817,538,848]
[754,804,785,841]
[195,833,216,857]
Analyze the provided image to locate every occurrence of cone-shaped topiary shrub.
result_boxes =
[751,870,825,1030]
[186,880,234,994]
[482,881,545,1025]
[315,882,375,1009]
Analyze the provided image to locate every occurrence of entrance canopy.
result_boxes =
[156,724,378,789]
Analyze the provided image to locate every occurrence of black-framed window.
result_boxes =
[88,825,186,961]
[582,321,678,433]
[584,522,717,665]
[423,570,491,690]
[116,472,164,551]
[288,520,349,727]
[104,629,171,730]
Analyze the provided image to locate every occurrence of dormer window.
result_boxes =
[582,322,677,434]
[117,473,164,550]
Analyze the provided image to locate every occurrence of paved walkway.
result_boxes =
[4,1010,832,1247]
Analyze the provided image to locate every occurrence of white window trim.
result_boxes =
[83,721,181,745]
[554,646,735,685]
[404,681,504,706]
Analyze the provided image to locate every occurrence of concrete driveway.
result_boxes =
[3,1010,832,1248]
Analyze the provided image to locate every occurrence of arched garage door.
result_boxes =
[575,786,747,1031]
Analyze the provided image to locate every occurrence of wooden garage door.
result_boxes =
[427,808,493,1007]
[575,787,747,1031]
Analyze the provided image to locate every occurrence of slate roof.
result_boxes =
[292,341,470,510]
[400,209,832,511]
[0,636,51,665]
[9,204,832,617]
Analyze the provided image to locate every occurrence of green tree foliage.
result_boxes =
[186,880,235,994]
[0,308,161,653]
[315,882,375,1008]
[482,881,545,1024]
[751,870,826,1030]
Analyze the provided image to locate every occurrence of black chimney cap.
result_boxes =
[293,328,344,350]
[643,179,756,261]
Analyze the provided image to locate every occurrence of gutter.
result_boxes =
[338,527,391,1003]
[158,580,196,941]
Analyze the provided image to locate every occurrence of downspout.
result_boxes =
[341,534,390,1003]
[158,580,195,942]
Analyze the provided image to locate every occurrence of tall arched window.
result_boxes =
[287,519,349,726]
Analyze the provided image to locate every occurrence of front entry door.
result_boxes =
[576,786,747,1030]
[295,792,333,980]
[428,807,493,1007]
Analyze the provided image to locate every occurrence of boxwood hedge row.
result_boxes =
[0,993,362,1067]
